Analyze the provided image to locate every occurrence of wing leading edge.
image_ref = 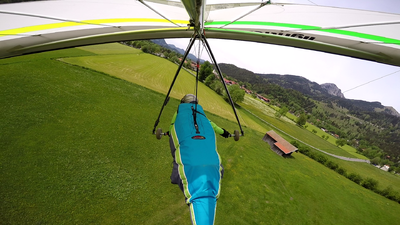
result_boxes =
[0,0,400,67]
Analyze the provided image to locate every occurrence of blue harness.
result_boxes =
[171,103,222,225]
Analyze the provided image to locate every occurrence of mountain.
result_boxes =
[218,63,398,116]
[320,83,345,98]
[218,63,400,163]
[256,73,334,100]
[151,39,205,64]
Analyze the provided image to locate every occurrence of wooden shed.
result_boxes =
[262,130,298,157]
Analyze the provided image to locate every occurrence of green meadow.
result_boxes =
[1,43,400,224]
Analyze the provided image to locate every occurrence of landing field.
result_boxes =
[1,44,399,224]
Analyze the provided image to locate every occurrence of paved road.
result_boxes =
[242,108,370,163]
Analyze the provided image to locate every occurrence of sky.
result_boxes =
[165,0,400,113]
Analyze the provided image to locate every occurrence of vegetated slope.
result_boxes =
[1,45,400,225]
[219,63,396,114]
[218,63,400,164]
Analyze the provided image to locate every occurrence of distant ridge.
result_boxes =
[151,39,205,64]
[218,63,399,116]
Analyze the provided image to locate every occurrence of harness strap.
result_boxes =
[191,106,200,134]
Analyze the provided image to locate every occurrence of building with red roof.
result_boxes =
[262,130,298,157]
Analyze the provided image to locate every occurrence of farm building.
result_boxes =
[262,130,298,157]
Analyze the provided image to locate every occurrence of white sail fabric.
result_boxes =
[204,3,400,66]
[0,0,190,58]
[1,0,400,67]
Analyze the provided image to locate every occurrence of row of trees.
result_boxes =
[199,61,245,104]
[292,141,400,204]
[123,40,195,70]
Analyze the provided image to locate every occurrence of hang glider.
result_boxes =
[1,0,400,67]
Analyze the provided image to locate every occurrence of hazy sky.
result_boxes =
[165,0,400,113]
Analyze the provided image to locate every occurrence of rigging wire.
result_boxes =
[342,69,400,95]
[306,0,318,6]
[200,34,245,135]
[137,0,182,27]
[151,33,197,134]
[197,38,248,128]
[218,0,271,29]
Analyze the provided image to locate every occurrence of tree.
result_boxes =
[335,138,347,147]
[170,56,179,64]
[141,44,149,53]
[275,106,289,119]
[312,129,317,134]
[199,61,213,82]
[153,45,160,54]
[204,74,215,87]
[370,157,381,165]
[210,81,224,95]
[224,84,245,104]
[296,113,307,127]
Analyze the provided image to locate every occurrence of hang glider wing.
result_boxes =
[1,0,400,67]
[0,0,191,58]
[204,2,400,67]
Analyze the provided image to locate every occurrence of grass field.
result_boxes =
[1,44,400,224]
[59,45,266,134]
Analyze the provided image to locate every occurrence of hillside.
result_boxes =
[220,63,397,114]
[151,39,205,64]
[1,44,400,224]
[218,63,400,164]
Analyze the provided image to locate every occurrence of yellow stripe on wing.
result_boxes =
[0,18,188,37]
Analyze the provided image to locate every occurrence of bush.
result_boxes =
[298,145,310,155]
[308,152,317,160]
[315,154,327,164]
[346,173,363,185]
[336,167,347,176]
[325,160,339,170]
[290,140,300,148]
[379,186,399,201]
[361,178,379,191]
